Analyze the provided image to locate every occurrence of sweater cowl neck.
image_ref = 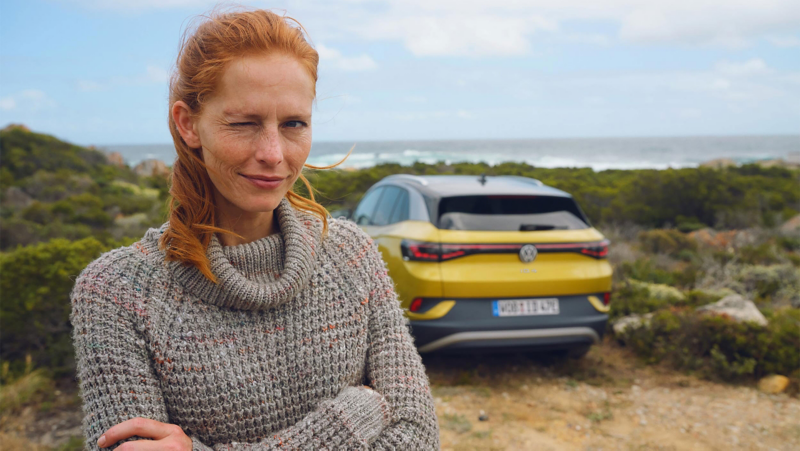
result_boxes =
[142,197,324,311]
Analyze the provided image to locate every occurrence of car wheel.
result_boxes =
[565,344,591,359]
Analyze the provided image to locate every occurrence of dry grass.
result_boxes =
[0,369,52,413]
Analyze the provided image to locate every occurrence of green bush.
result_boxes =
[620,308,800,381]
[0,237,132,378]
[739,243,784,266]
[617,257,699,289]
[638,229,697,256]
[737,264,800,303]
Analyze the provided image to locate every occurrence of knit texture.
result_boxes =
[69,198,440,450]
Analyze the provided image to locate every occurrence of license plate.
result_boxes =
[492,298,560,317]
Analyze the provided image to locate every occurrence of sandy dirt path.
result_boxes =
[424,341,799,451]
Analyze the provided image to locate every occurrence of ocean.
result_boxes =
[100,135,800,171]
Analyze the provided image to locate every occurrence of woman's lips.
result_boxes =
[241,174,285,189]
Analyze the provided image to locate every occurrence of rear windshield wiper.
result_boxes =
[519,224,566,231]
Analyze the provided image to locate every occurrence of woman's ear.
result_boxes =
[172,101,202,148]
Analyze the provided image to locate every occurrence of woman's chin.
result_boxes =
[237,197,284,213]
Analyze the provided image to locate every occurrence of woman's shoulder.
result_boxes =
[71,226,165,304]
[326,216,375,249]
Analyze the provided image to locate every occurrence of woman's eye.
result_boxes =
[284,121,307,129]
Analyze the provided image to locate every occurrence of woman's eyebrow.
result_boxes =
[222,110,261,118]
[283,113,311,121]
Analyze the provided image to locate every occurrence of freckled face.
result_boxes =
[193,53,314,217]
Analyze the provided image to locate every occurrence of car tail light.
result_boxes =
[401,240,441,262]
[603,292,611,306]
[409,298,423,312]
[401,239,610,262]
[581,240,609,258]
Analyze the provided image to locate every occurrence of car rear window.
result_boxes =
[438,195,590,231]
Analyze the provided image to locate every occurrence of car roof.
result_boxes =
[377,174,572,199]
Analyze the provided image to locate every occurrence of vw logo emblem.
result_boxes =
[519,244,538,263]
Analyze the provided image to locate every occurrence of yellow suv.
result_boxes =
[349,174,612,356]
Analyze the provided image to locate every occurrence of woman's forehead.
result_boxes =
[212,53,314,110]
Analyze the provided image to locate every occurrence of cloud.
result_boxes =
[715,59,773,77]
[0,90,57,112]
[316,44,377,71]
[63,0,216,11]
[767,35,800,47]
[77,80,106,92]
[0,97,15,111]
[404,95,427,103]
[145,65,170,84]
[76,65,170,91]
[563,33,612,46]
[60,1,800,55]
[359,13,557,57]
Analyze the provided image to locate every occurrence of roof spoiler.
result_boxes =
[505,175,544,186]
[384,174,429,186]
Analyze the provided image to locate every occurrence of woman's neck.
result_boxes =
[215,204,281,247]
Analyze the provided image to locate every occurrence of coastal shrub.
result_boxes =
[620,308,800,381]
[617,257,699,289]
[675,216,707,233]
[618,258,675,285]
[778,235,800,252]
[609,280,660,321]
[684,289,729,308]
[736,264,800,305]
[638,229,697,256]
[609,281,727,324]
[0,237,132,378]
[739,243,785,266]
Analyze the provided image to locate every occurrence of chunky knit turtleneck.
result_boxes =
[167,199,321,311]
[69,198,440,450]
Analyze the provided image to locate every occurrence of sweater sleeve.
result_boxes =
[355,231,441,450]
[70,256,391,451]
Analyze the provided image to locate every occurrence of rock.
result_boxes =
[688,228,757,249]
[700,158,737,169]
[757,375,789,394]
[696,294,768,326]
[2,186,34,209]
[612,312,655,335]
[133,159,170,177]
[105,151,127,168]
[478,409,488,421]
[781,214,800,232]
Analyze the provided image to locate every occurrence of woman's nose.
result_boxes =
[254,125,283,166]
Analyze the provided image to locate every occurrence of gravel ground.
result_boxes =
[425,341,800,451]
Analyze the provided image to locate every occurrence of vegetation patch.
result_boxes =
[618,308,800,382]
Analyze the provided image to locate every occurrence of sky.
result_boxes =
[1,0,799,146]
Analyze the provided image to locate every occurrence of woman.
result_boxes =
[69,8,440,450]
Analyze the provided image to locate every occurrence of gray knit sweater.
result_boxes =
[69,198,440,450]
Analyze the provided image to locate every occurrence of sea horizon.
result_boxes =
[98,134,800,172]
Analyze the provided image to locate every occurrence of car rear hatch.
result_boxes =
[403,194,611,299]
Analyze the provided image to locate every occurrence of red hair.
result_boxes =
[161,8,348,283]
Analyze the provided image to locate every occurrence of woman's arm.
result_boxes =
[352,228,441,450]
[70,255,391,451]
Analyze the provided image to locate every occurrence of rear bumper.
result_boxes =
[408,294,608,353]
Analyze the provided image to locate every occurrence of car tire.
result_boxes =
[565,344,591,359]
